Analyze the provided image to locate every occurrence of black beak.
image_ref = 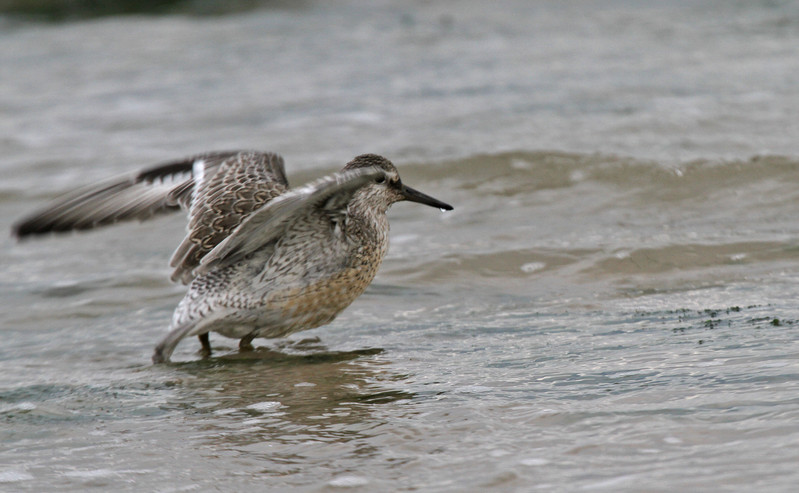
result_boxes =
[399,183,454,211]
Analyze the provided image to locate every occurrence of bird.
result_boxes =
[13,151,453,363]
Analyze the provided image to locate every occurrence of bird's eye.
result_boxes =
[375,176,386,184]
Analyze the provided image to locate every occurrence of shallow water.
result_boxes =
[2,1,799,491]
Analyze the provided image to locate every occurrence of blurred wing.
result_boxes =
[168,151,289,284]
[11,151,242,238]
[193,166,386,278]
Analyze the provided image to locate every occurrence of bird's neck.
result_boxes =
[345,200,390,258]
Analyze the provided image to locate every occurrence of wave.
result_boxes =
[383,151,799,301]
[409,151,799,199]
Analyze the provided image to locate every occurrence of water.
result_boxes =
[2,0,799,491]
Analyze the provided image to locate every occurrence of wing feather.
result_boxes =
[12,176,179,237]
[11,152,237,238]
[12,150,291,286]
[168,151,288,284]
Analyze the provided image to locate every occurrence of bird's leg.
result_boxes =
[239,333,255,352]
[198,333,212,358]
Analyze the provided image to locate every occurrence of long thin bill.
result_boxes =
[401,184,454,211]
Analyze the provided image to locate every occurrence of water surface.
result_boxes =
[2,1,799,491]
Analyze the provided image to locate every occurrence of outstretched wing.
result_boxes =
[12,150,290,285]
[168,151,288,284]
[193,166,387,278]
[11,151,242,238]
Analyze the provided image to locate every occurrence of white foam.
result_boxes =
[520,457,550,466]
[328,475,369,488]
[0,470,34,483]
[521,262,546,273]
[246,401,282,412]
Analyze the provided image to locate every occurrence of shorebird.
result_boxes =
[13,151,453,362]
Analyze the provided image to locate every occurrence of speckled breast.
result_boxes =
[252,263,379,337]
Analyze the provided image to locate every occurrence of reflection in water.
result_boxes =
[165,341,413,477]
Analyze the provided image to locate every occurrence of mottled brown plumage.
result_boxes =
[168,152,288,284]
[12,151,453,363]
